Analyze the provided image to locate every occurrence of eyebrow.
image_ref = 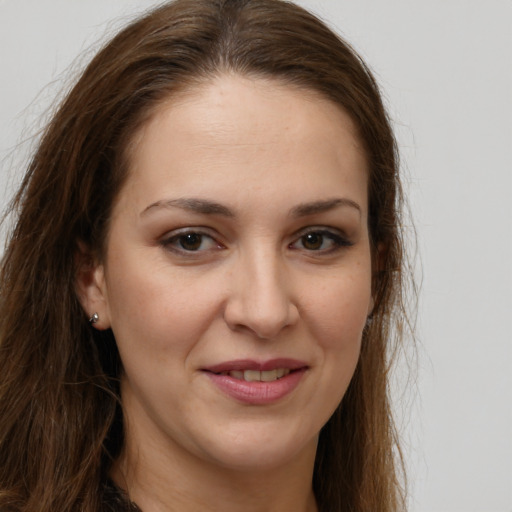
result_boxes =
[290,198,361,218]
[141,198,235,217]
[141,197,361,218]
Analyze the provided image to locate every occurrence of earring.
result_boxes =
[89,312,99,324]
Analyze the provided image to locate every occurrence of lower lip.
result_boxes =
[205,369,306,405]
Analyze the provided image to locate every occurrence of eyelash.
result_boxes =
[160,228,224,254]
[289,228,353,254]
[159,227,353,255]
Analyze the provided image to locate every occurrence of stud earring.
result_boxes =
[89,312,99,324]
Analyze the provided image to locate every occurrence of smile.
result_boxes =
[217,369,291,382]
[203,359,308,405]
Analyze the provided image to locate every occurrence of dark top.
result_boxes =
[103,479,142,512]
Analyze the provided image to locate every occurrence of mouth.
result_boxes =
[214,368,292,382]
[201,359,308,404]
[203,358,308,377]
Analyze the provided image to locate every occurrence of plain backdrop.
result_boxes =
[1,1,511,511]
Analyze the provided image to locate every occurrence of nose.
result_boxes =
[223,248,299,339]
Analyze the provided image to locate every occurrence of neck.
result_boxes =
[112,423,318,512]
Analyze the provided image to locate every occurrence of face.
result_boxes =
[81,75,373,473]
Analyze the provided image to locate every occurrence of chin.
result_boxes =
[194,422,319,472]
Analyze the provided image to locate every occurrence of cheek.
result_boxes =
[304,268,371,403]
[307,270,372,346]
[105,258,222,360]
[104,268,218,420]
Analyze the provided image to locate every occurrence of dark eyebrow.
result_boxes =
[141,198,235,217]
[290,198,361,217]
[141,197,361,219]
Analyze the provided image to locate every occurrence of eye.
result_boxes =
[161,230,223,253]
[290,228,352,253]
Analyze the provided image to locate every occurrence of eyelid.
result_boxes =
[294,224,348,237]
[289,226,353,252]
[159,227,225,254]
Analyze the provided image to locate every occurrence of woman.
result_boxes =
[0,0,411,511]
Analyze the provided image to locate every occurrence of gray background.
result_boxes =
[1,1,511,510]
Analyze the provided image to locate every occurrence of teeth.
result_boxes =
[225,369,291,382]
[260,369,277,382]
[244,370,260,382]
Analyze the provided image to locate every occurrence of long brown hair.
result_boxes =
[0,1,411,510]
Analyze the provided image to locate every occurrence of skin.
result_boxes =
[78,74,373,512]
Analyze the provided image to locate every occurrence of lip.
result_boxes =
[202,358,308,405]
[203,358,308,373]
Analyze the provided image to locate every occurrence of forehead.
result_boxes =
[119,74,368,216]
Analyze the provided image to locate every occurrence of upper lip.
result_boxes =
[203,358,308,373]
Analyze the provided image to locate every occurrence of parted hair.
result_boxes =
[0,1,410,510]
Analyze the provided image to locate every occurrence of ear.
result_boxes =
[75,241,111,330]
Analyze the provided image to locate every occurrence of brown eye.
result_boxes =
[161,231,222,254]
[301,232,324,250]
[290,229,353,253]
[179,233,203,251]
